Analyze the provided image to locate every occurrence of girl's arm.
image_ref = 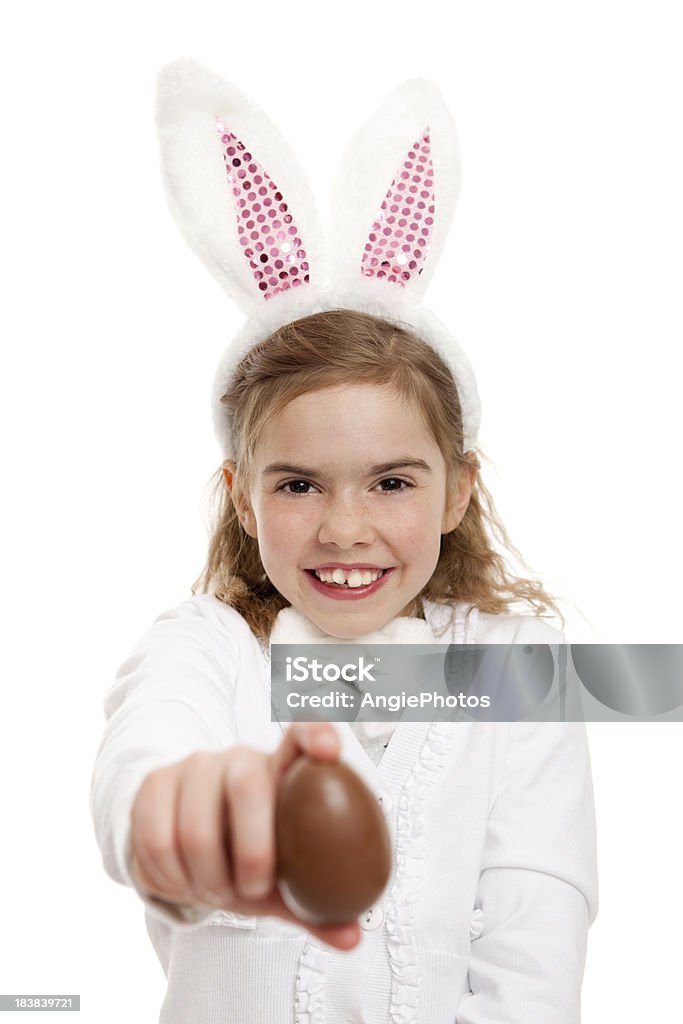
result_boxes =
[89,597,242,929]
[456,626,599,1024]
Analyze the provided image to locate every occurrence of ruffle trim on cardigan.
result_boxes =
[384,601,478,1024]
[384,721,459,1022]
[289,600,478,1024]
[295,940,329,1024]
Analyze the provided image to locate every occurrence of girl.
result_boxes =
[90,59,598,1023]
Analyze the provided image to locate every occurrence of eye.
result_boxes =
[278,479,317,495]
[376,477,413,493]
[276,477,414,496]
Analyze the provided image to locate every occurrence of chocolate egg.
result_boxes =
[276,757,392,924]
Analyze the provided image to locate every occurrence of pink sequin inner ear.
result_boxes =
[361,128,434,286]
[214,119,310,300]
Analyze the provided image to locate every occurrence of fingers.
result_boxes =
[273,904,362,951]
[175,752,233,906]
[272,892,361,951]
[223,748,276,900]
[129,748,280,908]
[269,722,341,782]
[128,736,359,951]
[219,885,362,951]
[130,765,195,905]
[309,921,361,950]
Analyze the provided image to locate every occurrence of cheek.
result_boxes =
[257,500,314,546]
[385,505,440,558]
[385,509,432,557]
[401,527,439,561]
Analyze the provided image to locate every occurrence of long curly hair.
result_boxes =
[192,308,564,641]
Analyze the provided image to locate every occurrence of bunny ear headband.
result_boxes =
[155,57,481,457]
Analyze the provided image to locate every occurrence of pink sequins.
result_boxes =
[361,128,434,287]
[215,119,310,300]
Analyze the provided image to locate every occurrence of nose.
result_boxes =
[317,493,376,549]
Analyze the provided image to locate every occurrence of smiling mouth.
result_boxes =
[307,568,386,588]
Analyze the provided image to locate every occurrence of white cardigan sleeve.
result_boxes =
[456,620,599,1024]
[89,597,243,929]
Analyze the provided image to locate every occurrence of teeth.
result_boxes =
[314,568,384,587]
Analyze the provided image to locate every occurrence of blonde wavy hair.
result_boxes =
[192,308,564,641]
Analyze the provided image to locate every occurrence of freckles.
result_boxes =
[399,517,443,561]
[281,505,317,527]
[271,524,301,551]
[386,517,421,554]
[401,529,429,556]
[268,506,316,548]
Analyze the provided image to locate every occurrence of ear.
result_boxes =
[155,58,325,315]
[441,461,476,535]
[221,460,258,538]
[327,78,461,301]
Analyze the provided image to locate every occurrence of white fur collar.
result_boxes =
[269,599,452,650]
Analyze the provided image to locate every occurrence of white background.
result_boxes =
[1,0,681,1020]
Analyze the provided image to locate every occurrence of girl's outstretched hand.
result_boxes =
[129,722,361,951]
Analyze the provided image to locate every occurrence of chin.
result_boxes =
[316,610,389,640]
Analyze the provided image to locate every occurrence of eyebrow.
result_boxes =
[262,458,433,478]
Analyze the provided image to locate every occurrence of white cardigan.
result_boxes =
[90,595,598,1024]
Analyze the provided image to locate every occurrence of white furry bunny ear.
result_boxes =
[155,57,325,316]
[327,79,461,302]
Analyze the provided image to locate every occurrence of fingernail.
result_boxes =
[316,731,336,752]
[242,879,270,899]
[200,890,226,907]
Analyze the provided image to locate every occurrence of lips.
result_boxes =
[314,567,384,587]
[306,563,390,589]
[310,564,388,571]
[304,567,395,601]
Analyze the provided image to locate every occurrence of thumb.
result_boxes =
[269,722,340,782]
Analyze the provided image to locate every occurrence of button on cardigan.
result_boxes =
[90,595,598,1023]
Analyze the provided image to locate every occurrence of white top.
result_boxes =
[350,722,394,765]
[90,595,598,1024]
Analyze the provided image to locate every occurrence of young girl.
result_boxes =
[90,59,598,1023]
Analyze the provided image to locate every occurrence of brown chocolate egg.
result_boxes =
[276,757,392,924]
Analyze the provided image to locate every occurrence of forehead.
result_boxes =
[255,384,439,466]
